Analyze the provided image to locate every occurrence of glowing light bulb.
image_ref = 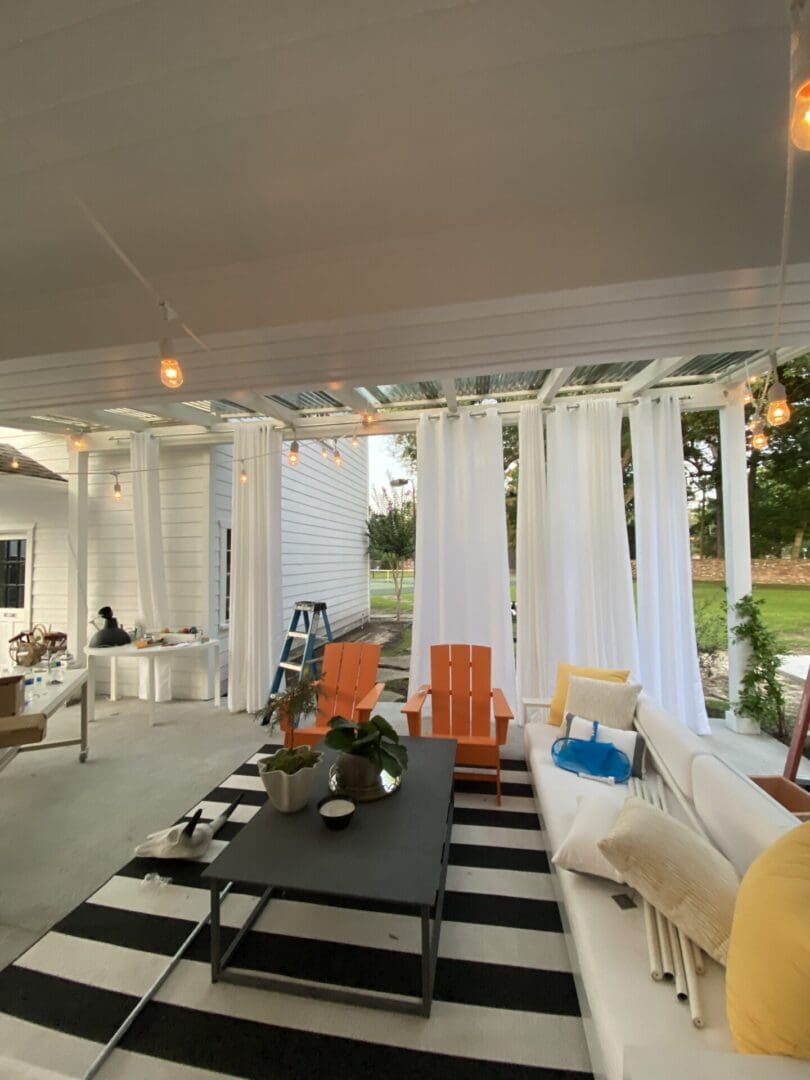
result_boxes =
[10,455,19,469]
[334,449,342,467]
[351,434,359,448]
[791,79,810,151]
[766,381,791,426]
[69,433,87,451]
[239,466,248,485]
[112,473,122,500]
[321,444,328,459]
[288,440,300,466]
[158,334,183,389]
[749,417,768,451]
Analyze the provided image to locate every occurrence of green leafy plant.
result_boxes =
[693,590,727,678]
[367,486,415,622]
[256,676,319,731]
[731,594,788,740]
[258,745,321,776]
[324,714,409,778]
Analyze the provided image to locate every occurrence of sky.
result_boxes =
[367,434,412,500]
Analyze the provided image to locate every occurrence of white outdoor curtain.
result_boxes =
[545,398,639,675]
[130,432,171,701]
[228,423,283,715]
[408,410,515,709]
[630,394,710,734]
[516,403,551,719]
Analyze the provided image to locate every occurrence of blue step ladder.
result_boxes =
[269,600,333,698]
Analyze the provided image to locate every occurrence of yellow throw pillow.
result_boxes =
[548,662,630,726]
[726,822,810,1060]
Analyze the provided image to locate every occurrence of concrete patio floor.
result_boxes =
[0,695,806,973]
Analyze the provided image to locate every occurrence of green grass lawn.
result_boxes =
[370,576,810,653]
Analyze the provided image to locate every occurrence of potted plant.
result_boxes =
[256,678,322,812]
[256,676,319,735]
[324,714,408,797]
[257,744,322,813]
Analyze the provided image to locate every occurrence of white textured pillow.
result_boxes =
[598,796,739,965]
[564,675,641,731]
[565,714,646,778]
[552,790,627,883]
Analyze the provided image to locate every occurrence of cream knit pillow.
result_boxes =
[564,675,641,731]
[598,796,739,965]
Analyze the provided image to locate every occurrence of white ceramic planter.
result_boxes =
[259,757,321,813]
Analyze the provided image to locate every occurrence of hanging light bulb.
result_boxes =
[239,463,248,485]
[790,3,810,150]
[112,472,122,500]
[159,337,184,389]
[334,447,343,467]
[288,439,300,466]
[749,417,769,451]
[68,432,87,451]
[351,434,359,448]
[361,412,374,428]
[320,443,329,459]
[766,379,791,426]
[10,454,19,469]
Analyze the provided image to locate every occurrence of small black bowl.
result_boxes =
[318,796,356,830]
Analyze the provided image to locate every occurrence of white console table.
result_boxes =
[85,639,221,726]
[0,667,89,774]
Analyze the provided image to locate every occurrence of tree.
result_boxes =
[731,594,788,739]
[367,485,415,622]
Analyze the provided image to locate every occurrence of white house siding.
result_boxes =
[0,429,369,698]
[213,437,370,672]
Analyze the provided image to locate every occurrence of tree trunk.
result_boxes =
[792,525,806,560]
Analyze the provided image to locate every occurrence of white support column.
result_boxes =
[67,449,89,665]
[719,392,757,733]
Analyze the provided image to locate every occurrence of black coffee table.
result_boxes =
[203,736,456,1017]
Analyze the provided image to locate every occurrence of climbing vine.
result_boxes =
[731,594,788,739]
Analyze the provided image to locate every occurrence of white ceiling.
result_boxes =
[0,0,808,414]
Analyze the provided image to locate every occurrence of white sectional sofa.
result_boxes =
[524,694,806,1080]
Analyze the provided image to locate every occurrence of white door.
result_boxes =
[0,533,32,667]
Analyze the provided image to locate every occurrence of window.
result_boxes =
[0,538,27,609]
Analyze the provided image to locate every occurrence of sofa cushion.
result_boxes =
[564,675,641,731]
[691,754,798,877]
[552,788,628,883]
[548,663,630,727]
[727,822,810,1060]
[634,694,708,800]
[598,796,739,965]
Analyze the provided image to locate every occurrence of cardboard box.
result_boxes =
[0,712,46,748]
[0,675,24,717]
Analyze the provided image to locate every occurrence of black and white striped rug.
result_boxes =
[0,744,592,1079]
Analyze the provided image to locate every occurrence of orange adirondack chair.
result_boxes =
[285,641,385,748]
[402,644,512,804]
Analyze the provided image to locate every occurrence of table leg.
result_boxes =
[86,656,96,727]
[110,657,118,702]
[146,658,156,727]
[210,879,221,982]
[79,678,89,762]
[421,907,432,1017]
[214,642,221,707]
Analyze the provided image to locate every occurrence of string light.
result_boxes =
[790,1,810,150]
[334,447,343,467]
[112,472,122,500]
[766,377,791,426]
[158,300,184,389]
[68,432,87,451]
[10,455,19,469]
[288,439,300,466]
[351,433,359,448]
[361,412,374,428]
[239,463,248,485]
[749,417,769,452]
[320,443,329,459]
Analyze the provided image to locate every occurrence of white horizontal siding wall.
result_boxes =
[280,438,369,640]
[0,431,70,647]
[214,437,369,668]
